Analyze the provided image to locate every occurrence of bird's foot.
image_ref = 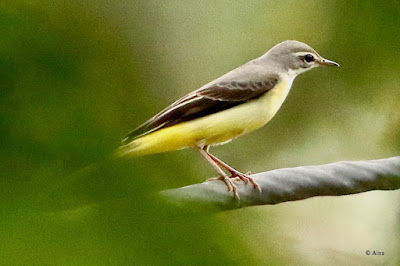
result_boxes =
[228,170,262,193]
[206,175,239,200]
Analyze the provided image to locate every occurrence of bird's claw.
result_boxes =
[206,176,224,182]
[206,171,261,199]
[229,171,262,193]
[207,175,239,199]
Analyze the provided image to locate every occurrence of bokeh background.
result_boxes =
[1,0,399,264]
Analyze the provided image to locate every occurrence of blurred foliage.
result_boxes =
[0,0,399,264]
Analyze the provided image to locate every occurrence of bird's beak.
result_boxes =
[318,57,340,67]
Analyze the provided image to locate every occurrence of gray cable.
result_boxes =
[161,156,400,210]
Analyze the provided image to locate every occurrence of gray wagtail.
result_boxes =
[117,40,339,199]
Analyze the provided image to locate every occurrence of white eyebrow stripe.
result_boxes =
[294,51,318,57]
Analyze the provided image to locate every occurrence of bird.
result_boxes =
[117,40,339,199]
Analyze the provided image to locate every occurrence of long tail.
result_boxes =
[113,125,195,158]
[113,139,144,158]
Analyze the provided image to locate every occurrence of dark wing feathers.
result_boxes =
[121,77,279,144]
[197,81,273,101]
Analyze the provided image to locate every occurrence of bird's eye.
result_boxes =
[304,54,314,63]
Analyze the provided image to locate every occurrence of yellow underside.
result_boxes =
[119,79,291,157]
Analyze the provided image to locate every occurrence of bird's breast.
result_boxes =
[241,77,293,132]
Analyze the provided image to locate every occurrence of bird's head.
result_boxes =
[264,40,339,77]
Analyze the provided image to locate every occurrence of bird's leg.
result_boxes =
[203,146,261,192]
[197,147,239,199]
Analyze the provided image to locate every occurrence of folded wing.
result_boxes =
[121,77,279,145]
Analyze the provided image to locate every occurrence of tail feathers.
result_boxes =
[116,123,193,158]
[113,140,141,158]
[121,121,166,146]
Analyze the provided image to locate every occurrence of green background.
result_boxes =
[1,0,399,264]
